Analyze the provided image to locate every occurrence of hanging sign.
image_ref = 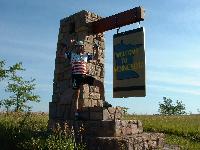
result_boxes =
[113,27,146,98]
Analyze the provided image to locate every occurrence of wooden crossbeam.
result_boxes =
[90,6,144,34]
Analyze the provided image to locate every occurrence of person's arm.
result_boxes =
[57,40,75,59]
[87,42,99,61]
[64,50,71,59]
[57,41,73,59]
[93,42,99,60]
[56,46,69,59]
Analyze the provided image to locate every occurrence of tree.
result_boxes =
[0,60,24,80]
[197,109,200,114]
[121,107,129,115]
[159,97,186,115]
[174,100,186,115]
[0,60,8,80]
[1,60,25,110]
[0,60,40,112]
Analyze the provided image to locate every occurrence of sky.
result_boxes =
[0,0,200,114]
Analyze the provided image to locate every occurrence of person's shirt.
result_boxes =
[65,51,93,74]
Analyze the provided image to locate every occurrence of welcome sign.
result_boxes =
[113,27,146,98]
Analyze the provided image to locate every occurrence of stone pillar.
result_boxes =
[49,10,105,123]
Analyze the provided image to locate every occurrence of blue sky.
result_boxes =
[0,0,200,114]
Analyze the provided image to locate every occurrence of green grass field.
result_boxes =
[0,112,85,150]
[125,114,200,150]
[0,112,200,150]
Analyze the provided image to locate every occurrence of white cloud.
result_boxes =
[149,70,200,87]
[149,84,200,96]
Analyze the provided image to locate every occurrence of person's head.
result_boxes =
[75,41,84,54]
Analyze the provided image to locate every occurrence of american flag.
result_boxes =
[72,61,87,74]
[65,51,93,74]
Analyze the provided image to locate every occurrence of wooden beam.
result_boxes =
[90,6,144,34]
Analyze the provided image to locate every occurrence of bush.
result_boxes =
[159,97,186,115]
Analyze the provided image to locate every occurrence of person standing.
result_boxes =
[60,40,104,119]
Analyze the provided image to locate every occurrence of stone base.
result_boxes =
[48,119,143,137]
[87,133,165,150]
[48,118,180,150]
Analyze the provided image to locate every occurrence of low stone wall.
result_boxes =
[87,133,165,150]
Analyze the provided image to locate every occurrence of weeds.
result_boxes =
[0,112,86,150]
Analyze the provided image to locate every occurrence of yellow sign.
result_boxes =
[113,27,146,98]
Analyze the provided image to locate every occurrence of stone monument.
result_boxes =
[48,10,180,150]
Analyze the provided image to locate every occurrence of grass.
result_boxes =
[0,112,48,149]
[125,114,200,150]
[0,112,85,150]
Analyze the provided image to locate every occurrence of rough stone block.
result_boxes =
[87,132,165,150]
[107,107,116,114]
[55,57,65,64]
[83,84,89,93]
[78,107,90,120]
[89,93,100,100]
[89,107,110,120]
[54,63,65,74]
[63,70,71,80]
[90,111,103,120]
[91,100,98,107]
[56,104,66,118]
[97,59,103,66]
[82,91,89,99]
[115,120,143,136]
[61,26,69,33]
[97,100,103,107]
[56,72,64,81]
[89,86,99,93]
[89,106,103,112]
[59,80,68,93]
[94,121,115,137]
[107,107,123,120]
[63,105,71,120]
[59,88,73,104]
[81,99,92,107]
[84,41,93,51]
[77,107,123,121]
[52,94,59,102]
[49,102,57,119]
[85,35,94,43]
[58,33,64,41]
